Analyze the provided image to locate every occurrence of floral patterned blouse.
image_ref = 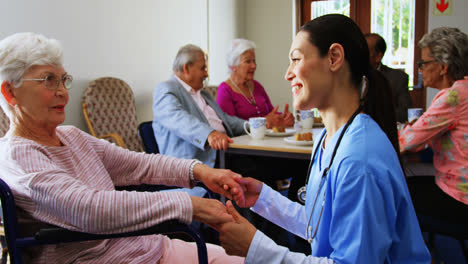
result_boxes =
[399,77,468,204]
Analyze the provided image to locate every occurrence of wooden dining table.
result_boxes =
[219,128,323,169]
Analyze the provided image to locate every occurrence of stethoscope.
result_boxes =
[297,105,362,244]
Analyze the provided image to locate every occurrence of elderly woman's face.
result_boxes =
[13,65,69,129]
[233,50,256,81]
[420,47,444,89]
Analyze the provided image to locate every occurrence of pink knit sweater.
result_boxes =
[0,126,195,263]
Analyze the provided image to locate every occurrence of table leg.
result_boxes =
[219,150,226,169]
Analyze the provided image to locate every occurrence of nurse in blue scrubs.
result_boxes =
[216,14,431,264]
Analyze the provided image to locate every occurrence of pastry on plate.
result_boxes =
[272,126,286,133]
[294,132,312,141]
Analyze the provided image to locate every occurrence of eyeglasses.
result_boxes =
[21,74,73,91]
[417,60,436,69]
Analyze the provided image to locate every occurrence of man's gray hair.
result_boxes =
[419,27,468,81]
[226,39,256,74]
[172,44,205,73]
[0,32,63,118]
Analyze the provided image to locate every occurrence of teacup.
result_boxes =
[244,117,266,140]
[408,108,423,123]
[300,110,315,129]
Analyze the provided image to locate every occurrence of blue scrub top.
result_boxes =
[304,114,430,263]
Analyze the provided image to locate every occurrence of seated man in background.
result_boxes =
[153,44,245,169]
[365,33,412,122]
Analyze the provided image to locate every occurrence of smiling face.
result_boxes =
[285,31,332,111]
[12,65,69,130]
[232,49,257,81]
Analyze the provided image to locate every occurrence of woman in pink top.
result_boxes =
[217,39,294,128]
[0,32,244,264]
[399,27,468,222]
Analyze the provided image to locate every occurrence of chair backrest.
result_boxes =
[82,77,143,152]
[138,121,159,154]
[0,109,9,137]
[0,177,208,264]
[203,85,218,100]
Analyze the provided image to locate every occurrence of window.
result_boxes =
[311,0,350,18]
[371,0,416,85]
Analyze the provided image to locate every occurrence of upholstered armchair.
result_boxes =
[0,109,9,137]
[82,77,143,152]
[203,85,218,100]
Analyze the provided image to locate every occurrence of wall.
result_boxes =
[428,0,468,33]
[244,0,294,110]
[0,0,212,130]
[426,0,468,107]
[208,0,245,86]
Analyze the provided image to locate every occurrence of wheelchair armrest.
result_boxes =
[35,220,184,243]
[34,220,208,264]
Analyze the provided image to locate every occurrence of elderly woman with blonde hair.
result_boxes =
[399,27,468,223]
[0,32,244,264]
[217,39,294,129]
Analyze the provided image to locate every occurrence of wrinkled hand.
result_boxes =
[283,104,294,127]
[191,196,233,227]
[217,200,257,257]
[207,131,233,151]
[265,105,283,129]
[234,177,263,208]
[193,164,245,205]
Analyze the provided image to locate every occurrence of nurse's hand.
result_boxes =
[218,200,257,257]
[233,177,263,208]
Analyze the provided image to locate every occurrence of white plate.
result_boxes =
[265,128,295,137]
[284,136,314,146]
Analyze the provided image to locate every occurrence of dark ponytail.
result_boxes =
[364,69,400,153]
[300,14,399,154]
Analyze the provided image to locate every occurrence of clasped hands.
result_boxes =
[265,104,294,129]
[192,163,263,257]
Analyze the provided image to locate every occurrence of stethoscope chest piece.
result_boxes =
[297,186,307,204]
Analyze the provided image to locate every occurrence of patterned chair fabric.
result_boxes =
[203,85,218,100]
[0,108,9,137]
[82,77,143,152]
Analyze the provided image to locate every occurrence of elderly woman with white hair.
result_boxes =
[217,39,294,128]
[0,32,244,263]
[399,27,468,222]
[217,39,309,205]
